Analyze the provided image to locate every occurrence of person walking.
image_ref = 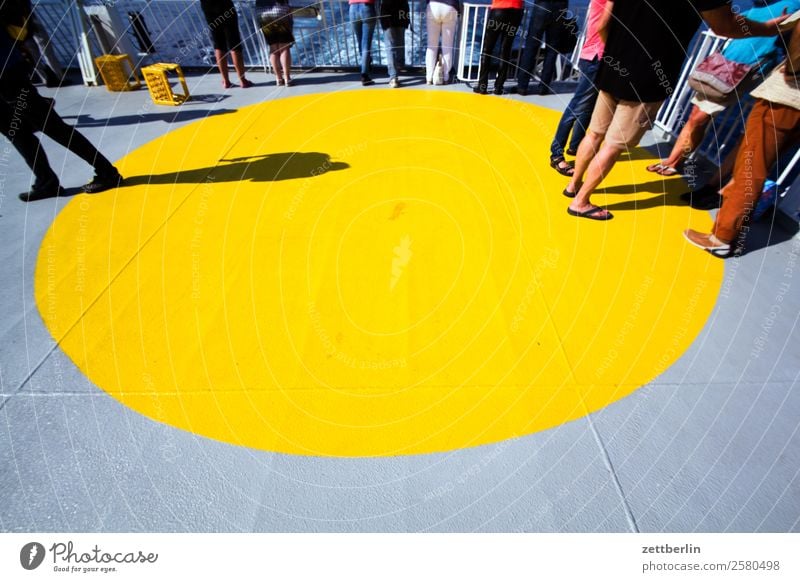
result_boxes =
[562,0,788,221]
[646,0,800,177]
[0,33,122,202]
[683,19,800,257]
[548,0,610,176]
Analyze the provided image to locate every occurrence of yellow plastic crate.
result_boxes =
[141,63,190,106]
[94,54,141,92]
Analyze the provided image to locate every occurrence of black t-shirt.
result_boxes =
[595,0,731,102]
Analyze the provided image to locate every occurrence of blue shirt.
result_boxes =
[722,0,800,74]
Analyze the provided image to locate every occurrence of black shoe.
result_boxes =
[508,86,528,96]
[566,147,578,156]
[472,84,488,95]
[19,175,64,202]
[361,75,375,86]
[492,85,504,95]
[82,168,123,194]
[536,85,555,96]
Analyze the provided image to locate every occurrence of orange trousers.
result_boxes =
[714,99,800,243]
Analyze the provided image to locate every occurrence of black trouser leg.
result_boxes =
[477,11,503,91]
[39,111,115,175]
[0,99,58,185]
[3,71,115,177]
[494,10,523,90]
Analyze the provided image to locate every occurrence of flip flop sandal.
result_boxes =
[646,163,665,173]
[550,155,575,177]
[567,205,613,221]
[562,188,577,198]
[656,165,680,176]
[566,147,577,156]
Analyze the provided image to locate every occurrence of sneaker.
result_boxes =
[361,75,375,86]
[19,174,64,202]
[82,168,123,194]
[683,229,732,258]
[388,77,400,88]
[240,78,254,88]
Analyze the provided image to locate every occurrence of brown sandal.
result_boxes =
[550,155,575,177]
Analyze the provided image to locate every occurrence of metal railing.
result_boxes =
[456,3,588,83]
[31,0,433,73]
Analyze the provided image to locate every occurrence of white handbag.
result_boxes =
[432,55,445,85]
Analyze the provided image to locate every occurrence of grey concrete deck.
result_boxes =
[1,71,798,532]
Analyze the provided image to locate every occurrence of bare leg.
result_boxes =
[215,49,231,86]
[231,48,248,83]
[569,143,624,217]
[269,44,282,83]
[280,45,292,83]
[660,106,711,169]
[566,129,604,194]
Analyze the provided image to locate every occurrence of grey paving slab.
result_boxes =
[0,392,279,532]
[593,377,800,532]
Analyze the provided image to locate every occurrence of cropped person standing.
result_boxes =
[562,0,788,221]
[257,0,296,86]
[379,0,410,88]
[200,0,254,89]
[350,0,378,85]
[514,0,569,96]
[548,0,610,176]
[646,0,800,178]
[684,19,800,257]
[0,33,122,201]
[474,0,524,95]
[425,0,461,84]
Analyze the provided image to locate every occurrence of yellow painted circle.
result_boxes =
[35,90,723,457]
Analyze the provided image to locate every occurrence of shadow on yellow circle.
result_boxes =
[35,89,723,457]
